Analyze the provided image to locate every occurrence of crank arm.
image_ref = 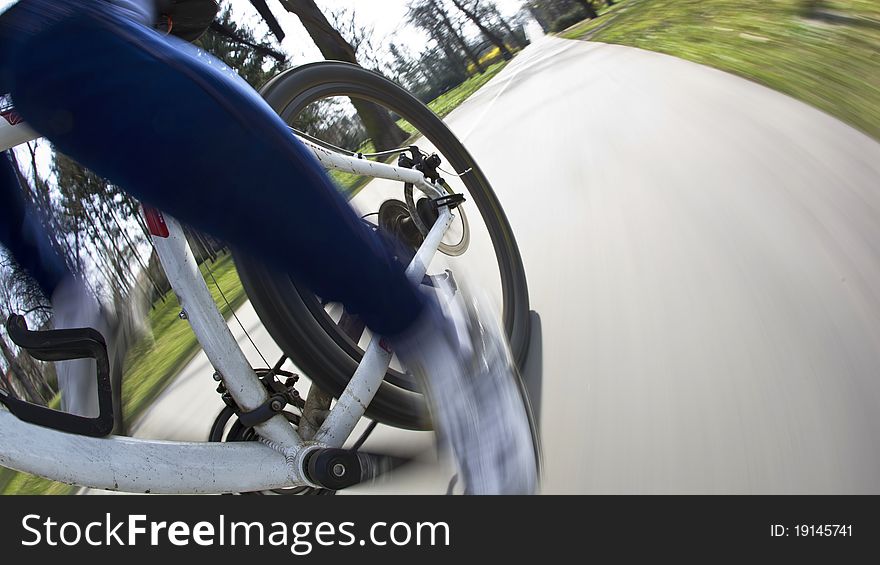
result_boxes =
[304,448,411,490]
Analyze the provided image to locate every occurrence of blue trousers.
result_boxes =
[0,150,68,296]
[0,0,424,336]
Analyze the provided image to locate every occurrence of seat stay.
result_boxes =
[314,206,455,447]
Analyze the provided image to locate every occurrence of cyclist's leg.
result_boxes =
[2,0,425,337]
[0,150,68,298]
[3,0,537,492]
[0,150,102,416]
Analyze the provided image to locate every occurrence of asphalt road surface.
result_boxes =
[92,31,880,494]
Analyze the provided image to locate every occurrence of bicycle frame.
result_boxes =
[0,108,453,493]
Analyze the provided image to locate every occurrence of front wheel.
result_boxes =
[236,61,530,430]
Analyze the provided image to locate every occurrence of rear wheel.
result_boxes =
[236,62,530,430]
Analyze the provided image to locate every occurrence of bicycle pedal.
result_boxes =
[420,269,458,292]
[1,315,114,437]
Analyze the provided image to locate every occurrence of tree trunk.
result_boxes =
[490,5,527,49]
[0,333,40,402]
[277,0,408,150]
[449,0,514,61]
[108,206,163,298]
[435,35,470,81]
[96,208,135,294]
[74,217,82,272]
[80,195,132,294]
[430,0,486,74]
[14,148,73,281]
[0,369,19,399]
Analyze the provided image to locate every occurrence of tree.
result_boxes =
[275,0,409,150]
[0,368,15,398]
[52,153,150,296]
[0,331,40,402]
[448,0,514,60]
[249,0,287,42]
[478,1,528,49]
[431,0,487,73]
[573,0,599,19]
[385,39,466,104]
[197,5,287,89]
[0,278,54,404]
[409,0,486,75]
[527,0,597,32]
[328,7,382,71]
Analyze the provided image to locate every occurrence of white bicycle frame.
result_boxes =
[0,106,453,493]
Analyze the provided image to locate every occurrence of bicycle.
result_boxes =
[0,58,536,493]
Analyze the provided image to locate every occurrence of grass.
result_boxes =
[426,60,509,120]
[560,0,880,140]
[0,252,246,495]
[328,60,510,196]
[121,252,247,420]
[467,45,510,75]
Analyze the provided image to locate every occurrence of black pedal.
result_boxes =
[0,315,114,437]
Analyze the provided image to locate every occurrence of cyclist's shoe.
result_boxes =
[51,276,150,420]
[394,281,539,495]
[52,277,105,418]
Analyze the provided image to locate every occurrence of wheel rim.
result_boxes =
[281,93,509,383]
[241,62,531,429]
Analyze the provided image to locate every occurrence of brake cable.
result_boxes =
[204,263,273,371]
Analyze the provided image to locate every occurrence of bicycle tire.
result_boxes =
[235,61,530,431]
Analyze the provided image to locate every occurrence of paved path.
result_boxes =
[98,32,880,494]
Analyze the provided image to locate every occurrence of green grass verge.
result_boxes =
[425,60,509,119]
[329,60,510,196]
[0,252,246,495]
[560,0,880,140]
